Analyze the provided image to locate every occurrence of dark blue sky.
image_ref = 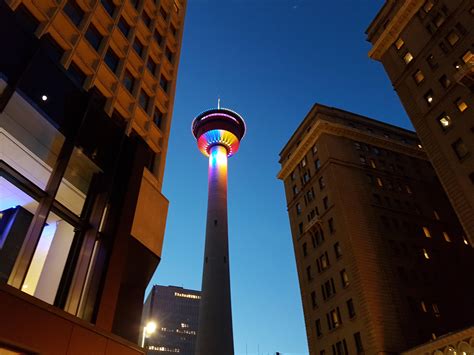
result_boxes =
[146,1,412,354]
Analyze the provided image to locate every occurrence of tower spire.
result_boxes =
[217,97,221,109]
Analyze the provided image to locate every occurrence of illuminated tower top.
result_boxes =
[192,108,246,157]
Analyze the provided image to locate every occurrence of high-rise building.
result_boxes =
[141,285,200,354]
[277,104,474,354]
[366,0,474,244]
[192,107,246,355]
[402,326,474,354]
[0,0,185,353]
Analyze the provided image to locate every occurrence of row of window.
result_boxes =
[297,196,329,235]
[310,269,349,310]
[407,297,441,318]
[315,298,356,337]
[373,193,424,214]
[367,174,413,193]
[306,243,342,282]
[318,332,363,355]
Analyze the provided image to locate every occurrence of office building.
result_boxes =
[192,107,246,355]
[142,285,200,354]
[278,104,474,354]
[366,0,474,243]
[0,0,185,353]
[402,326,474,354]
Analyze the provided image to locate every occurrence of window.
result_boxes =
[160,75,170,92]
[359,155,366,164]
[122,70,135,92]
[322,278,336,300]
[291,171,296,181]
[100,0,116,17]
[439,75,451,88]
[394,37,404,50]
[64,0,84,26]
[373,194,381,204]
[315,319,322,336]
[129,0,139,8]
[437,113,452,130]
[403,52,414,64]
[133,38,145,56]
[296,203,302,215]
[462,50,473,63]
[147,57,157,74]
[323,197,329,210]
[327,307,342,329]
[160,7,168,20]
[421,301,428,312]
[306,190,314,202]
[442,232,451,242]
[319,177,325,189]
[354,332,364,353]
[432,303,440,317]
[328,218,334,234]
[413,70,424,84]
[170,24,178,37]
[306,266,313,281]
[370,159,376,168]
[142,11,152,28]
[293,185,299,196]
[332,340,348,355]
[67,62,87,86]
[85,24,103,50]
[423,248,430,259]
[406,185,412,194]
[118,17,131,37]
[301,157,307,168]
[446,31,460,47]
[376,177,383,187]
[433,210,440,220]
[422,227,431,238]
[312,145,318,154]
[315,159,321,170]
[354,142,361,150]
[139,90,150,111]
[319,252,330,271]
[165,46,174,63]
[303,172,310,184]
[433,13,445,28]
[427,54,438,69]
[340,269,349,287]
[347,299,355,318]
[422,0,434,12]
[153,108,164,128]
[334,242,342,258]
[439,42,449,54]
[455,98,468,112]
[154,30,164,45]
[452,139,469,160]
[105,48,120,73]
[298,223,304,235]
[303,243,308,257]
[424,90,434,105]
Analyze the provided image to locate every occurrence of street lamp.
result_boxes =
[141,321,157,348]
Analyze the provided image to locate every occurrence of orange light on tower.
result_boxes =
[192,107,246,355]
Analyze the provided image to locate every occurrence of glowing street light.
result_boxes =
[141,320,157,348]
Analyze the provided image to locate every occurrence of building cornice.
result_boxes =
[368,0,424,61]
[277,120,426,181]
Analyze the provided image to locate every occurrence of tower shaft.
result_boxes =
[195,144,234,355]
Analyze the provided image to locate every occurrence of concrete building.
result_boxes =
[0,0,185,353]
[277,104,474,354]
[141,285,200,354]
[192,108,246,355]
[366,0,474,244]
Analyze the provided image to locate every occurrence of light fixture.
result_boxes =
[41,95,48,101]
[141,321,158,347]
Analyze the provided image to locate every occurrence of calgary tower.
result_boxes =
[192,106,246,355]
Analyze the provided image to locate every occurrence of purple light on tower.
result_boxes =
[192,107,246,355]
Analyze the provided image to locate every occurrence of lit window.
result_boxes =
[340,269,349,287]
[452,138,469,160]
[312,145,318,154]
[394,37,404,50]
[432,303,440,317]
[423,248,430,259]
[446,31,460,47]
[422,226,431,238]
[433,14,445,28]
[433,210,440,220]
[406,185,412,194]
[421,301,427,312]
[315,159,321,170]
[455,98,468,112]
[463,236,470,245]
[370,159,376,168]
[439,75,451,88]
[403,52,414,64]
[413,70,425,84]
[437,113,452,130]
[442,232,451,242]
[301,157,307,167]
[329,308,342,329]
[462,50,473,63]
[376,177,383,187]
[422,0,434,12]
[424,90,434,105]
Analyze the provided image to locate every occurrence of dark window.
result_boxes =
[129,0,139,8]
[323,196,329,210]
[439,75,451,88]
[455,22,467,35]
[67,62,87,86]
[334,242,342,258]
[154,30,163,45]
[298,223,303,235]
[85,24,103,50]
[122,70,135,92]
[328,218,334,234]
[133,38,145,56]
[118,17,131,37]
[160,7,168,20]
[322,278,336,300]
[142,11,152,27]
[147,57,157,74]
[153,108,164,128]
[139,90,150,111]
[41,34,65,62]
[170,24,177,37]
[315,159,321,170]
[293,185,298,196]
[469,172,474,184]
[165,46,174,62]
[302,242,308,257]
[64,0,84,26]
[354,332,364,353]
[452,139,469,160]
[319,177,325,190]
[104,48,120,73]
[316,319,322,337]
[347,299,356,318]
[306,266,312,281]
[332,340,348,355]
[101,0,116,17]
[160,75,169,92]
[427,54,438,69]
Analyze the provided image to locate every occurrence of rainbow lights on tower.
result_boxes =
[192,107,246,355]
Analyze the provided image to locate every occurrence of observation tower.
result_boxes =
[192,107,246,355]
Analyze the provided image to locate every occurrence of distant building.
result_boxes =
[366,0,474,244]
[277,104,474,354]
[402,326,474,355]
[142,285,200,354]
